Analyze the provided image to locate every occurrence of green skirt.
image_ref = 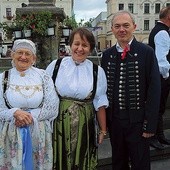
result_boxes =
[52,98,98,170]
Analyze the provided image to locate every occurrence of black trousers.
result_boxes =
[156,76,170,137]
[108,118,150,170]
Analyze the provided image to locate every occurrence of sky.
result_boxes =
[74,0,107,23]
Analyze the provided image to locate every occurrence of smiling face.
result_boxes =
[12,48,36,72]
[111,13,136,47]
[71,33,91,62]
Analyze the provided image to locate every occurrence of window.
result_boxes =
[119,4,124,10]
[166,3,170,7]
[155,3,160,13]
[144,3,150,14]
[128,3,134,13]
[6,8,12,17]
[144,20,149,30]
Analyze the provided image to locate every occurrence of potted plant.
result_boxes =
[63,16,78,29]
[15,14,32,38]
[29,11,53,37]
[47,22,56,36]
[2,22,16,39]
[13,11,53,38]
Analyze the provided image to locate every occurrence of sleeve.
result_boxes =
[0,73,19,122]
[30,70,59,122]
[155,31,170,78]
[93,66,109,111]
[145,48,161,133]
[46,59,57,77]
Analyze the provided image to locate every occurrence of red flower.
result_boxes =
[31,24,35,29]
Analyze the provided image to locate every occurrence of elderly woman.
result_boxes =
[0,39,59,170]
[46,27,109,170]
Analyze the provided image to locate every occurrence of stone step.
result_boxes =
[97,129,170,169]
[97,109,170,168]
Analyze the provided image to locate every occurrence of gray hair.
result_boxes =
[111,10,135,26]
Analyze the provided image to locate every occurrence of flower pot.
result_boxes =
[14,30,22,38]
[47,27,55,36]
[23,29,32,38]
[62,28,71,37]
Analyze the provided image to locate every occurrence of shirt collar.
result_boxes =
[116,38,133,52]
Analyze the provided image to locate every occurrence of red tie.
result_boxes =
[121,45,130,60]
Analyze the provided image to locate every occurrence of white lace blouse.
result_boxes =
[0,67,59,130]
[46,57,108,111]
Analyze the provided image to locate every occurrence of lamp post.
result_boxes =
[61,27,72,45]
[59,27,72,57]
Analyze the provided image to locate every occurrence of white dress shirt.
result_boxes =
[154,24,170,78]
[46,56,109,111]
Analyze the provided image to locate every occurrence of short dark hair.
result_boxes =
[159,6,170,19]
[69,27,95,52]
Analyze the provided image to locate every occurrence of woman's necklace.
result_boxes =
[9,84,42,98]
[20,72,26,77]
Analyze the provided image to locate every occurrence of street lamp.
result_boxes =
[61,27,72,45]
[47,25,56,36]
[13,25,56,39]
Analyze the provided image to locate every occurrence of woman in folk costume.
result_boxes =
[46,27,109,170]
[0,39,59,170]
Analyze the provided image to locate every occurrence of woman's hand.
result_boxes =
[14,110,33,127]
[98,130,107,144]
[96,106,107,145]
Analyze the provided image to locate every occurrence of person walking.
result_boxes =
[101,10,161,170]
[148,6,170,150]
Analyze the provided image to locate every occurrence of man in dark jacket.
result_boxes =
[101,10,161,170]
[148,6,170,150]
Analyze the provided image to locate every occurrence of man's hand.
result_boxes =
[142,132,154,138]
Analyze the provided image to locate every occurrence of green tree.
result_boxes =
[63,16,78,29]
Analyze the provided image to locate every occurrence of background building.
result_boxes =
[0,0,74,56]
[55,0,74,17]
[105,0,170,47]
[92,12,107,52]
[1,0,170,54]
[92,0,170,51]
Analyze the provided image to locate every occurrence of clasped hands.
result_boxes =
[14,110,33,127]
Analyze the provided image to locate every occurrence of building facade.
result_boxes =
[92,12,107,51]
[105,0,170,47]
[55,0,74,17]
[92,0,170,51]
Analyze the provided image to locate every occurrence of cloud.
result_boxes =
[74,0,107,22]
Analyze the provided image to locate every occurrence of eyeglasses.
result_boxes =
[15,51,33,57]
